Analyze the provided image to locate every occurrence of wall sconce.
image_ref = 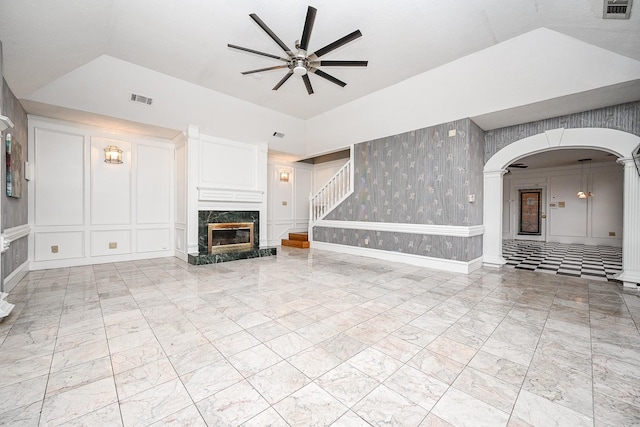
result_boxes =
[280,170,290,182]
[104,146,123,164]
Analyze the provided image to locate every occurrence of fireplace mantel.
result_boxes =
[198,186,263,203]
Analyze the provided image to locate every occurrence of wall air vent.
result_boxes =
[603,0,633,19]
[273,132,285,138]
[130,93,153,105]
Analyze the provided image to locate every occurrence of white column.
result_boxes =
[616,157,640,288]
[186,125,200,255]
[483,169,507,267]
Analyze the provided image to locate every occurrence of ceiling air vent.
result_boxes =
[603,0,633,19]
[130,93,153,105]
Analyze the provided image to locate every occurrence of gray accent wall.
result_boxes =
[2,76,29,281]
[314,227,483,262]
[484,101,640,162]
[315,118,485,262]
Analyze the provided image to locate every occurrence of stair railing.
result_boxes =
[308,147,354,240]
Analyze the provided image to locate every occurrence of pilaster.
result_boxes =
[616,157,640,287]
[483,169,507,267]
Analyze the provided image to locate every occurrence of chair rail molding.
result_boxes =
[1,223,31,253]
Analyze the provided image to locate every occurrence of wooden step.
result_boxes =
[281,239,310,248]
[288,232,308,241]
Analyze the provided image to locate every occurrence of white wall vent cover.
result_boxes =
[130,93,153,105]
[603,0,633,19]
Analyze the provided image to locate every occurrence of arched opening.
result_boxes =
[483,128,640,287]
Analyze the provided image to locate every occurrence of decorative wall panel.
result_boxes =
[137,144,172,224]
[91,138,131,225]
[34,128,85,226]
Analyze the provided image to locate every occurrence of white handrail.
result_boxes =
[308,150,354,240]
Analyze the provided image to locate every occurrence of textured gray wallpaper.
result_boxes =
[315,118,485,262]
[325,118,484,226]
[484,101,640,162]
[2,76,29,280]
[313,227,483,262]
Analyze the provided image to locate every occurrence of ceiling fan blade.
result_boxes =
[242,65,289,75]
[309,30,362,59]
[310,69,347,87]
[318,60,368,67]
[272,72,293,90]
[249,13,293,56]
[302,74,314,94]
[299,6,317,52]
[227,44,289,62]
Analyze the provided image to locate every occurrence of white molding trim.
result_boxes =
[315,220,484,237]
[311,241,483,274]
[3,260,29,293]
[1,224,31,253]
[198,187,263,203]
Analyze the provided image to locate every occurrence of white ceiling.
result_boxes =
[1,0,639,122]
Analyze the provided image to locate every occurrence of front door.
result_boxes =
[517,189,546,241]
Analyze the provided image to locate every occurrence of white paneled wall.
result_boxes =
[267,159,314,245]
[34,128,85,226]
[137,144,173,224]
[174,140,188,260]
[503,162,623,246]
[28,117,175,269]
[91,138,131,225]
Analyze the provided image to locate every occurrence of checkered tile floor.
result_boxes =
[502,240,623,282]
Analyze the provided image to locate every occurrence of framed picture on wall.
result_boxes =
[5,132,23,198]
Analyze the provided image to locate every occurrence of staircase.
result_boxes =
[308,152,354,240]
[281,232,310,248]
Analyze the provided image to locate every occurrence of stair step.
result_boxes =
[281,239,310,248]
[288,232,308,241]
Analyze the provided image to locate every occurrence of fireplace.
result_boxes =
[208,222,254,254]
[189,209,276,265]
[197,210,260,254]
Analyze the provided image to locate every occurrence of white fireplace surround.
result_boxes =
[181,125,268,257]
[197,187,263,203]
[196,187,266,250]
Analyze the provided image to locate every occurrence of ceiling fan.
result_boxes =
[228,6,368,95]
[504,162,528,175]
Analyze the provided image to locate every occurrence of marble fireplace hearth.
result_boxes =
[188,210,276,265]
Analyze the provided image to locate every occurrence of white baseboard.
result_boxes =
[3,260,30,293]
[311,241,483,274]
[174,250,188,262]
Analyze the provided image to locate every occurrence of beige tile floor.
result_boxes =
[1,247,639,426]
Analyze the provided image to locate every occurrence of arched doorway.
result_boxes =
[483,128,640,288]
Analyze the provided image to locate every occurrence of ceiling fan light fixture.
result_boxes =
[293,60,307,75]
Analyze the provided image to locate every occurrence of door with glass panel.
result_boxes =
[517,189,546,241]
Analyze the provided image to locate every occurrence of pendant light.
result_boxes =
[577,158,593,199]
